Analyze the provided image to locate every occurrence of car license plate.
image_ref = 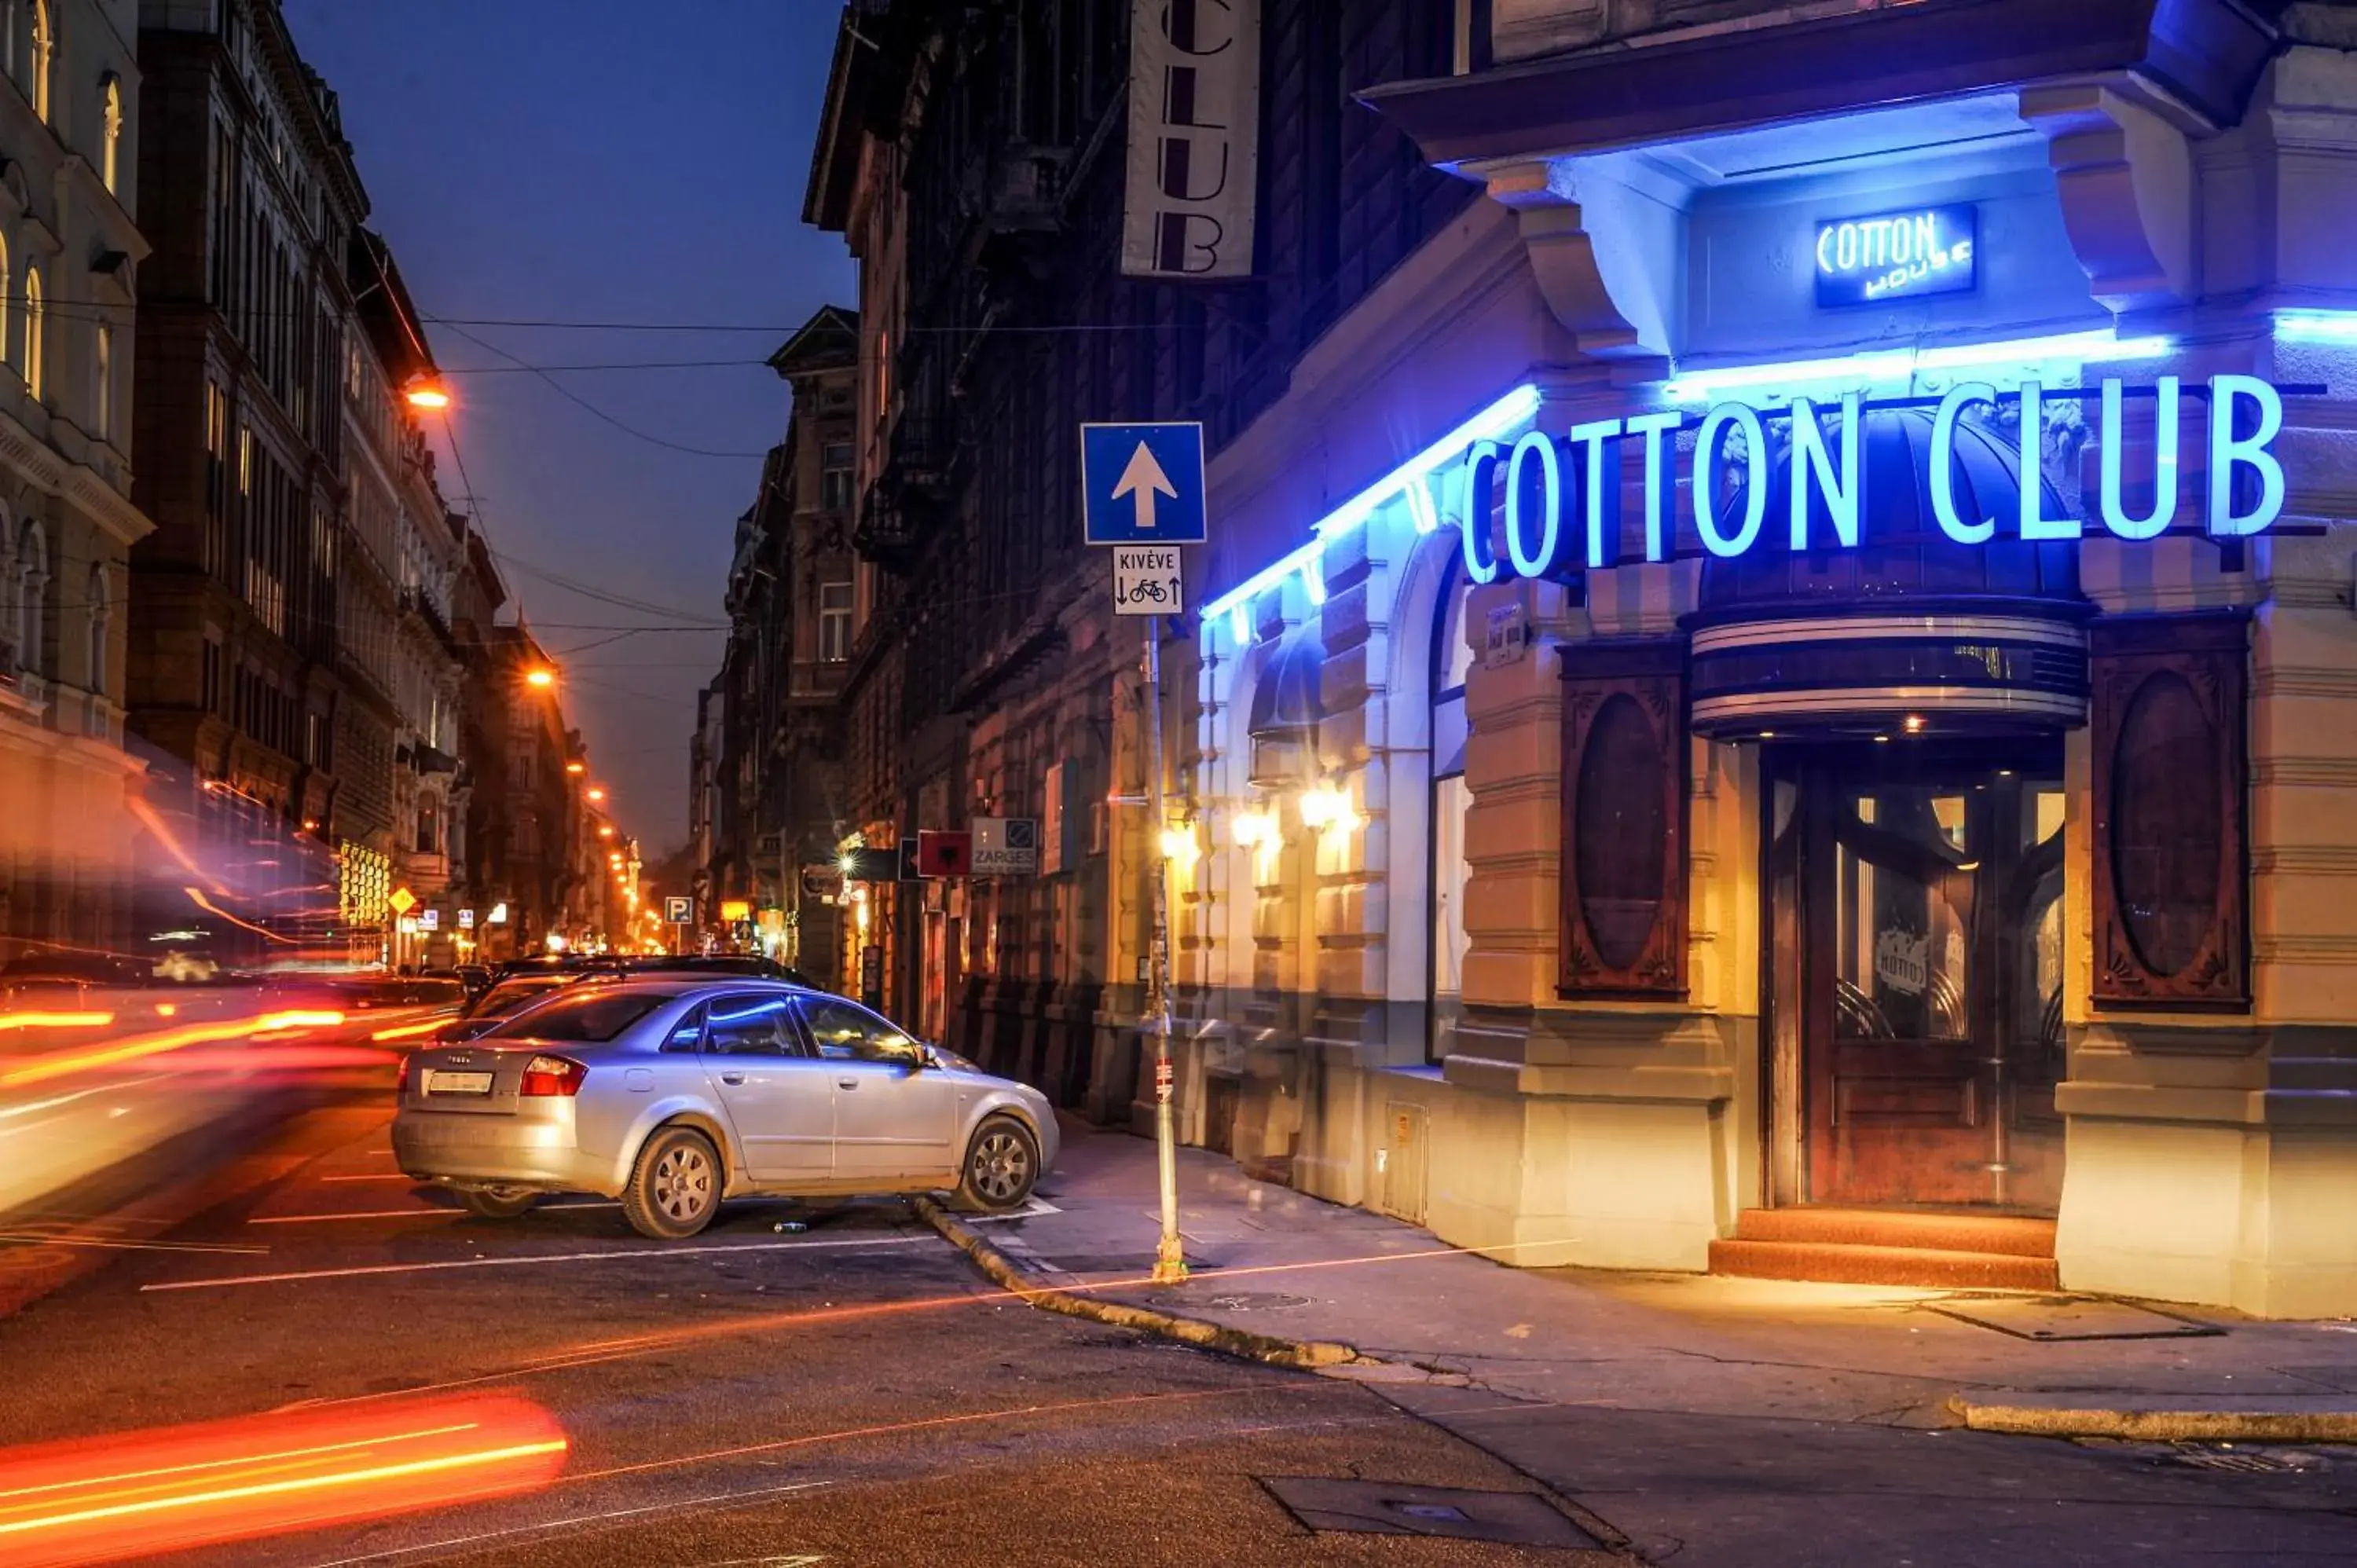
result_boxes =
[424,1070,493,1095]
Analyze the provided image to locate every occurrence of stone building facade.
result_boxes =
[1154,0,2357,1317]
[0,0,150,964]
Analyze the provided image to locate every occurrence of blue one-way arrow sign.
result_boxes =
[1080,422,1207,545]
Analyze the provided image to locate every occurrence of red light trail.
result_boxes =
[0,1394,566,1566]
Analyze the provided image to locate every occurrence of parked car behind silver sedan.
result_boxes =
[392,980,1057,1238]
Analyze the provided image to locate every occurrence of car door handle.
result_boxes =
[720,1072,746,1086]
[838,1078,858,1090]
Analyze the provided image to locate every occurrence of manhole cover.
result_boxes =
[1146,1291,1311,1313]
[2166,1445,2330,1475]
[1927,1295,2223,1341]
[1257,1478,1600,1548]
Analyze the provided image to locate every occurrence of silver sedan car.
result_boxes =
[392,979,1058,1238]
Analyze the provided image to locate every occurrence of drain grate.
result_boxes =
[1144,1290,1311,1313]
[1257,1478,1600,1548]
[2166,1445,2330,1475]
[1927,1294,2223,1342]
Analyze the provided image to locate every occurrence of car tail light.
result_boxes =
[395,1053,410,1095]
[519,1054,586,1097]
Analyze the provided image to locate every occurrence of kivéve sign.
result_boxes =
[1456,376,2290,587]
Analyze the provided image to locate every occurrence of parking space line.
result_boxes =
[317,1174,414,1184]
[141,1233,938,1291]
[248,1203,617,1225]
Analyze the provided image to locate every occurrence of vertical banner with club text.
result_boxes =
[1121,0,1260,279]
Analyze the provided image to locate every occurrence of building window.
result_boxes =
[820,442,853,511]
[819,579,853,662]
[28,0,48,123]
[101,74,121,192]
[0,505,13,667]
[1558,638,1687,998]
[201,632,222,714]
[0,232,10,376]
[14,520,45,676]
[23,267,42,402]
[84,562,106,691]
[416,798,439,855]
[203,383,229,576]
[2089,611,2250,1008]
[93,324,111,442]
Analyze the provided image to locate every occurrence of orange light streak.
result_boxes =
[182,887,295,946]
[0,1010,346,1090]
[0,1394,566,1566]
[368,1019,445,1042]
[0,1012,114,1031]
[124,793,224,897]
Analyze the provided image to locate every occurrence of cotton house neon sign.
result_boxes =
[1454,375,2288,586]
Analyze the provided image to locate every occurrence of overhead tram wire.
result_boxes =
[431,317,774,459]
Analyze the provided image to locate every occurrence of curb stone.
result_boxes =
[1951,1394,2357,1443]
[913,1196,1363,1371]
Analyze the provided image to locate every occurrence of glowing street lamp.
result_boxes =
[566,760,585,775]
[403,375,451,411]
[524,668,556,691]
[586,787,606,804]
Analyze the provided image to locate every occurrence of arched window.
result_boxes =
[0,233,12,376]
[85,562,108,692]
[24,266,43,401]
[16,520,46,676]
[93,323,111,441]
[101,75,121,193]
[1427,564,1474,1058]
[0,504,14,666]
[28,0,49,123]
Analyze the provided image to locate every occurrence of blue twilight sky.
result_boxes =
[280,0,857,852]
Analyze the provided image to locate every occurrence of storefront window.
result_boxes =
[1428,574,1472,1059]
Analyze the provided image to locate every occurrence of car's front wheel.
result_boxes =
[456,1185,539,1219]
[623,1126,722,1239]
[954,1116,1039,1212]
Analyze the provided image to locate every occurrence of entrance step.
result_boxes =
[1710,1207,2059,1291]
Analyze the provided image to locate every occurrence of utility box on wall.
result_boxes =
[1381,1102,1429,1227]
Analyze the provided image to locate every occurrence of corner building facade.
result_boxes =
[1162,0,2357,1317]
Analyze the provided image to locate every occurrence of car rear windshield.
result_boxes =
[483,990,669,1043]
[468,976,576,1019]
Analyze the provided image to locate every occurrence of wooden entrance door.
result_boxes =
[1770,742,2067,1211]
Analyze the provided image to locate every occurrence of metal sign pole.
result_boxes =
[1146,619,1186,1284]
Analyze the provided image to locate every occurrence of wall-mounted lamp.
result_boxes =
[1297,780,1358,833]
[1232,810,1275,849]
[1159,823,1199,863]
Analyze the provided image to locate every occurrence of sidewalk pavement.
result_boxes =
[923,1112,2357,1444]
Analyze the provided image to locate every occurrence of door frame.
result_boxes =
[1758,735,2068,1212]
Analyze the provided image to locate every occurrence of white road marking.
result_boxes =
[317,1173,416,1183]
[248,1202,617,1225]
[295,1479,832,1567]
[142,1233,937,1291]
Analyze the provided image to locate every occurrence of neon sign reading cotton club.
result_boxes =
[1453,376,2289,587]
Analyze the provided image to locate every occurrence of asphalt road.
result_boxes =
[9,1083,2357,1568]
[0,1091,1622,1568]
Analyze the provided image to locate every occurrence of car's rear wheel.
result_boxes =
[954,1116,1039,1212]
[624,1126,721,1239]
[457,1185,538,1219]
